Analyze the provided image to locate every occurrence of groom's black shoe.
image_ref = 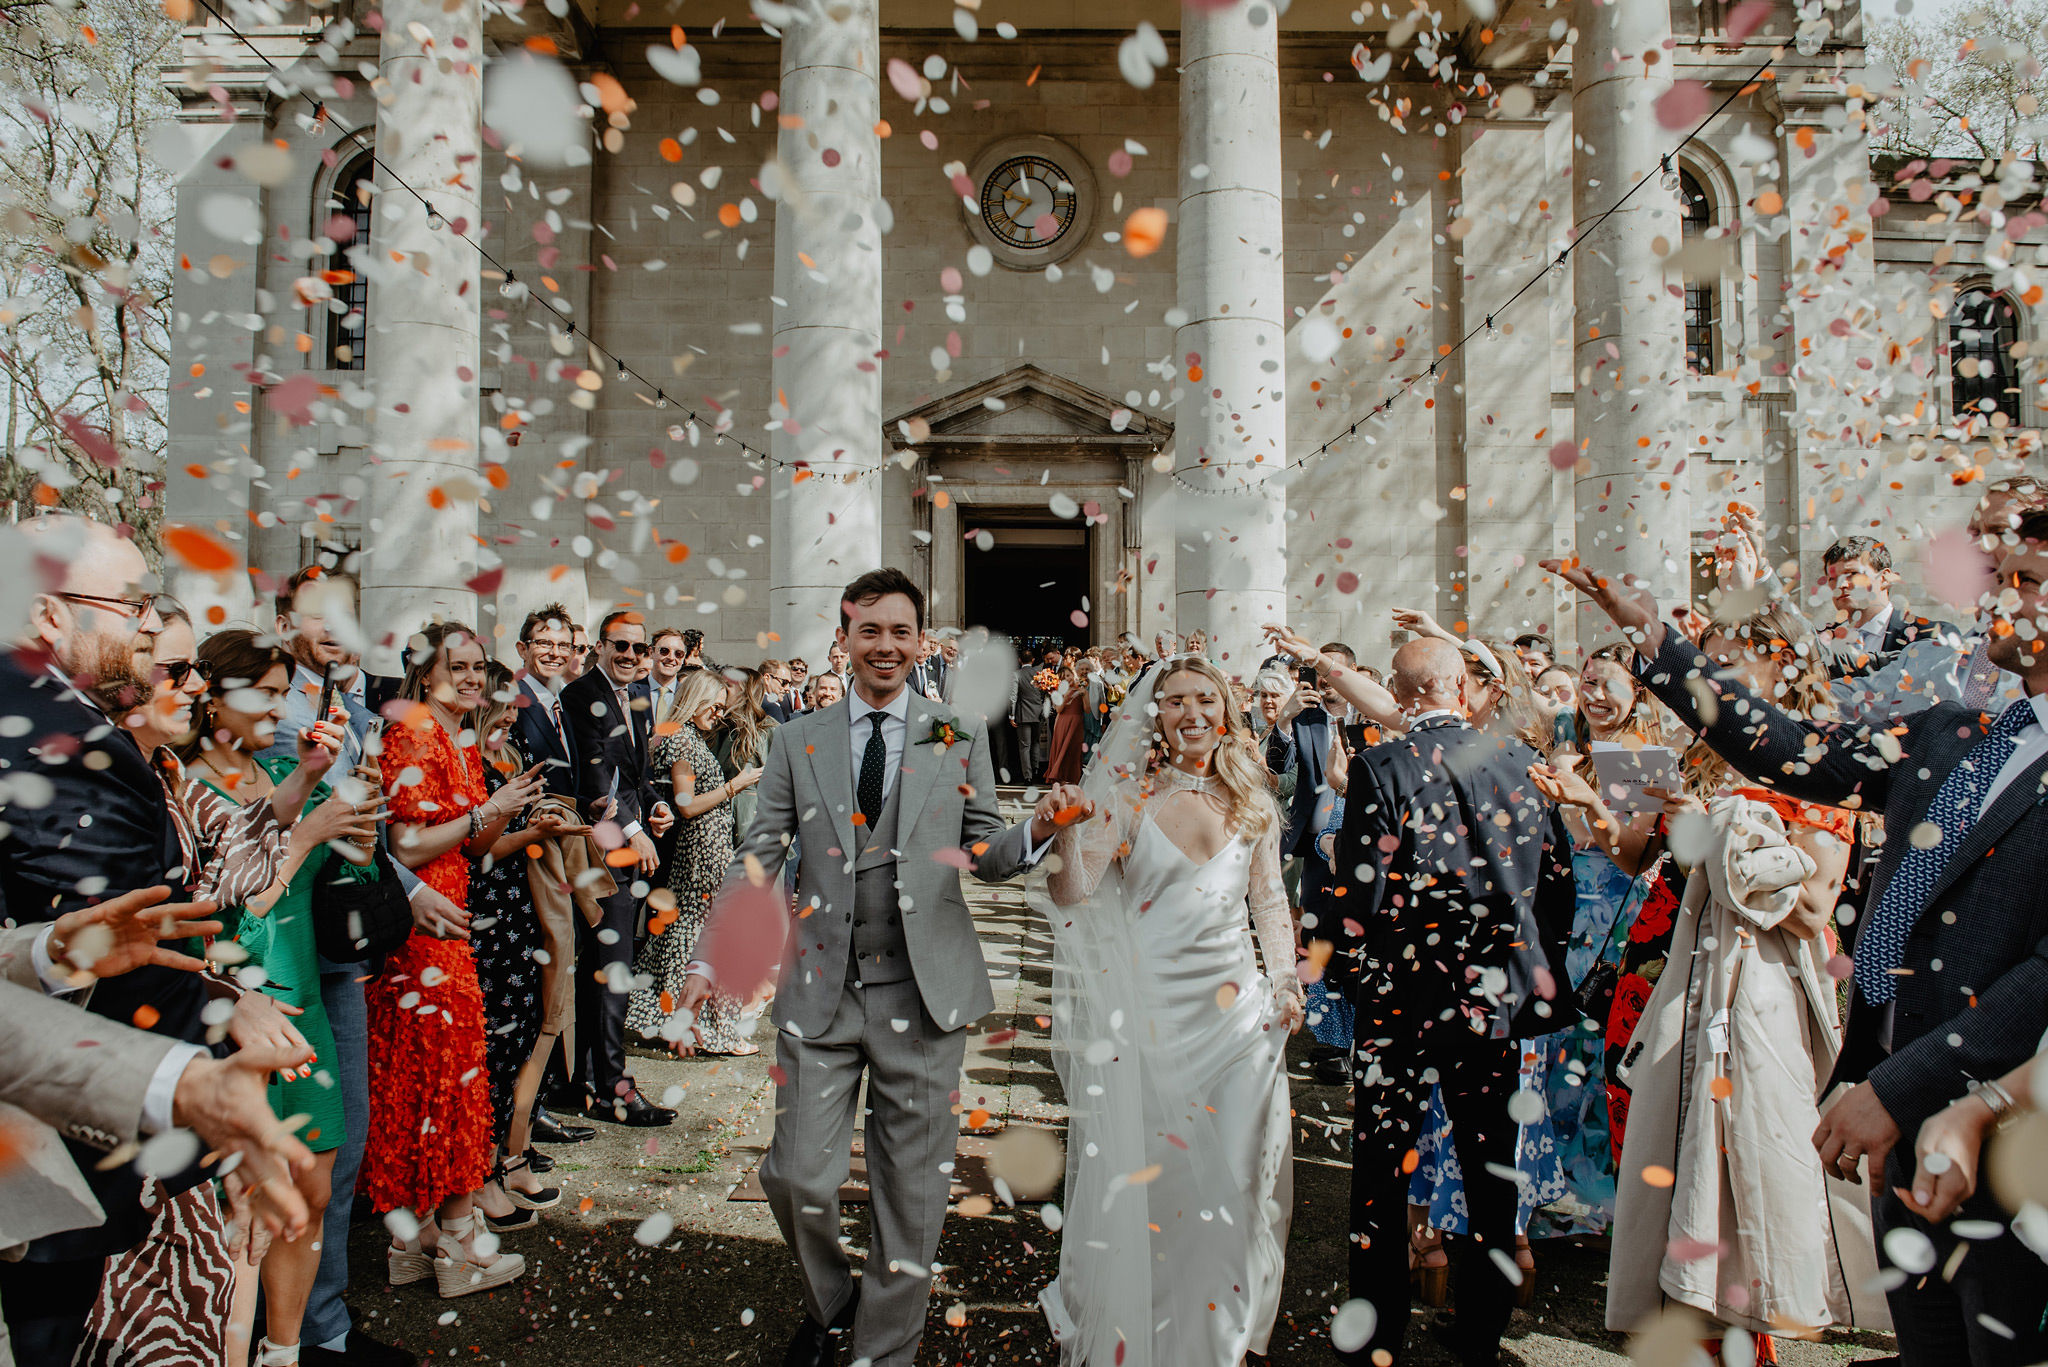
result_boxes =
[782,1283,858,1367]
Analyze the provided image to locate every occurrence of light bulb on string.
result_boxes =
[1660,154,1680,195]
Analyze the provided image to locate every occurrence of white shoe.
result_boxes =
[432,1210,526,1298]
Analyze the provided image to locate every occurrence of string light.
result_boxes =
[203,0,1761,496]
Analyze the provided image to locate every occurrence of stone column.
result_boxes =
[1571,0,1692,638]
[768,0,884,666]
[1173,0,1287,678]
[358,0,483,672]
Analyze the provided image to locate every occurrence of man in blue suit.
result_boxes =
[514,604,582,798]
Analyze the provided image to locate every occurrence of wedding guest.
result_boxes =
[1818,535,1958,680]
[1551,538,2048,1367]
[180,630,382,1365]
[464,666,570,1234]
[825,641,851,692]
[783,657,810,714]
[558,612,675,1127]
[565,623,591,683]
[266,568,462,1367]
[513,604,581,800]
[629,670,762,1057]
[1078,652,1107,752]
[910,632,947,702]
[0,516,272,1363]
[1466,637,1552,753]
[1532,665,1579,749]
[1043,660,1088,783]
[759,658,794,722]
[1336,637,1576,1367]
[370,624,538,1298]
[937,632,962,703]
[808,672,845,712]
[1519,643,1665,1238]
[1513,633,1555,677]
[715,666,778,839]
[1012,652,1055,781]
[1603,603,1882,1355]
[649,628,689,728]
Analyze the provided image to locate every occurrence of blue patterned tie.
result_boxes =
[1855,698,2036,1005]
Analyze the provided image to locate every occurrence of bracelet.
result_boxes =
[468,809,482,839]
[1969,1078,2022,1130]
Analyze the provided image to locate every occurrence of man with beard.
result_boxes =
[0,516,323,1361]
[1551,516,2048,1367]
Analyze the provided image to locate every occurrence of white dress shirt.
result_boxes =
[1978,692,2048,815]
[847,686,911,801]
[32,926,206,1133]
[1855,601,1895,653]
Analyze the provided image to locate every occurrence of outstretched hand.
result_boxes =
[1539,559,1667,658]
[1031,783,1094,844]
[47,886,222,983]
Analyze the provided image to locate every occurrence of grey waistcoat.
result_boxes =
[848,769,910,986]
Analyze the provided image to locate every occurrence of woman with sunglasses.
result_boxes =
[626,670,761,1056]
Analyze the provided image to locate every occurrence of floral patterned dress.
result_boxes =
[625,724,749,1052]
[362,717,493,1214]
[470,738,547,1146]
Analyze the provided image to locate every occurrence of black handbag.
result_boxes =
[311,845,412,965]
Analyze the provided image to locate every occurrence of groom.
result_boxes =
[681,567,1064,1367]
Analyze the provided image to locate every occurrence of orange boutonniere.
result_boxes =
[919,717,967,748]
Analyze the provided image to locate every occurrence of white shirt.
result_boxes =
[1978,692,2048,816]
[1855,601,1895,651]
[847,686,911,801]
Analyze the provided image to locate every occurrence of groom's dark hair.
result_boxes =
[840,567,925,634]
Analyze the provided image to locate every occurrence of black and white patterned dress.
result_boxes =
[471,742,547,1144]
[625,724,750,1052]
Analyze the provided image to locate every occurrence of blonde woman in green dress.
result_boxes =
[181,629,384,1366]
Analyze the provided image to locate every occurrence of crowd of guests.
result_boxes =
[7,477,2048,1367]
[0,517,959,1367]
[1212,479,2048,1367]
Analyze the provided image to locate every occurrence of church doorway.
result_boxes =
[962,519,1090,656]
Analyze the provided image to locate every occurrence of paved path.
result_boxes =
[348,818,1897,1366]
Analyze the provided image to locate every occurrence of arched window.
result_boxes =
[1679,170,1717,375]
[323,152,374,371]
[1951,287,2020,423]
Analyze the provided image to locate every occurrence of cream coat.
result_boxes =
[1607,796,1891,1337]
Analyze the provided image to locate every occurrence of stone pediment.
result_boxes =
[886,364,1171,453]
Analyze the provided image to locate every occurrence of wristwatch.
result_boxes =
[1968,1077,2022,1130]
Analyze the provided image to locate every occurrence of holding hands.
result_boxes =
[1031,782,1094,845]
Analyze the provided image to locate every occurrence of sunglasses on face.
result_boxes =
[656,646,687,657]
[606,640,652,657]
[161,659,213,687]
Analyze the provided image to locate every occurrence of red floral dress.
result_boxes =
[361,716,494,1215]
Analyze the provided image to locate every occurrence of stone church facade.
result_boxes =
[163,0,2042,675]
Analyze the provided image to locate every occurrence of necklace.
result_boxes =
[1153,762,1220,792]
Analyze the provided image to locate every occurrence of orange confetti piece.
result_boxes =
[1754,190,1783,215]
[1124,206,1168,258]
[1642,1164,1676,1188]
[525,35,559,54]
[659,137,684,163]
[605,847,639,868]
[967,1108,990,1129]
[1709,1076,1733,1101]
[718,203,742,228]
[578,1196,595,1213]
[163,525,236,573]
[666,543,691,564]
[133,1004,161,1030]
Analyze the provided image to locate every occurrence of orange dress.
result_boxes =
[361,717,494,1215]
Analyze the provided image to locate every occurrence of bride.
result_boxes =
[1031,653,1305,1366]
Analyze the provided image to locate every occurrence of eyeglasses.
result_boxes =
[525,639,573,656]
[160,660,213,687]
[605,639,652,657]
[59,590,162,620]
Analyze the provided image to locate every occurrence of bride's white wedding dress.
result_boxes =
[1037,761,1299,1366]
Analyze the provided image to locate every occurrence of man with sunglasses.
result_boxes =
[649,628,689,734]
[565,623,592,683]
[559,611,676,1125]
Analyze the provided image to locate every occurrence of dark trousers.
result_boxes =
[1015,721,1047,782]
[992,721,1020,784]
[575,882,640,1101]
[0,1256,100,1363]
[1300,856,1362,1003]
[1345,1013,1519,1367]
[1875,1160,2048,1367]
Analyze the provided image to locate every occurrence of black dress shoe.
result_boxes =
[599,1089,675,1127]
[523,1145,556,1174]
[543,1085,592,1115]
[782,1284,858,1367]
[530,1103,596,1145]
[1314,1054,1352,1086]
[301,1324,418,1366]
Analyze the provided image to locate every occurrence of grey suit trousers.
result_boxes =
[760,979,964,1367]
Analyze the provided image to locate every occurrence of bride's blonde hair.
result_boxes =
[1147,656,1277,841]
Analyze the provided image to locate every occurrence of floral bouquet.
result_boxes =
[1032,668,1060,693]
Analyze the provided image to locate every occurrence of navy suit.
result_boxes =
[1264,708,1334,859]
[514,675,580,799]
[559,667,658,1101]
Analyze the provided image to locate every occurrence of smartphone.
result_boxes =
[315,660,339,721]
[1297,664,1319,685]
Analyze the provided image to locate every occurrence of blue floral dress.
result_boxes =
[1409,846,1642,1237]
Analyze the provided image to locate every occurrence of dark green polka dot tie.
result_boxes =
[858,711,887,831]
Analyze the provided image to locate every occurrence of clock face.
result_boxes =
[979,154,1079,251]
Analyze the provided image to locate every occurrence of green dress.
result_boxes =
[201,755,371,1154]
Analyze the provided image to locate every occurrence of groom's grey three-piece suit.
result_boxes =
[695,688,1041,1366]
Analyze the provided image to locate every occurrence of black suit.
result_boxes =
[1333,717,1577,1367]
[1270,715,1370,1002]
[559,666,658,1100]
[1636,631,2048,1365]
[0,648,218,1355]
[1012,664,1052,779]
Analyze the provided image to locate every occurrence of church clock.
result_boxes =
[963,136,1095,270]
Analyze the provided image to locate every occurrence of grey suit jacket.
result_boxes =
[699,691,1035,1039]
[0,926,179,1254]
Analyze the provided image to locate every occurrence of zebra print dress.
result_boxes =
[73,1183,233,1366]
